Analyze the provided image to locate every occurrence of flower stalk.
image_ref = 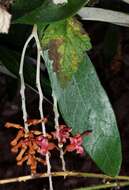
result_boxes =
[19,32,34,132]
[52,91,66,171]
[19,25,54,190]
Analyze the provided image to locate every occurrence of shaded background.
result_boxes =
[0,0,129,189]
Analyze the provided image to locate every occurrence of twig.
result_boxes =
[52,91,66,172]
[1,171,129,185]
[74,181,129,190]
[33,25,53,190]
[19,33,34,132]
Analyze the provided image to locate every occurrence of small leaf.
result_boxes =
[43,50,122,176]
[42,18,92,86]
[12,0,89,24]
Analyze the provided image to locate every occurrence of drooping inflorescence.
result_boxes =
[5,25,92,190]
[5,118,55,174]
[5,119,91,174]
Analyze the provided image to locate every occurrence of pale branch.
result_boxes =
[60,148,66,171]
[34,25,46,135]
[1,171,129,185]
[74,181,129,190]
[19,32,34,132]
[33,25,53,190]
[52,91,66,172]
[52,92,59,128]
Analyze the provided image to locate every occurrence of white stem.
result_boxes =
[52,92,66,172]
[52,92,59,128]
[60,148,66,172]
[35,33,46,135]
[33,25,53,190]
[19,33,34,132]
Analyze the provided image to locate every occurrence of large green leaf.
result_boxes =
[42,18,91,86]
[43,50,122,176]
[12,0,88,24]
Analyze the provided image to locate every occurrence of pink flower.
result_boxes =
[65,134,84,155]
[36,136,56,155]
[52,125,72,144]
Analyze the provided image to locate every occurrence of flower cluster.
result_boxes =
[52,125,72,145]
[52,126,92,155]
[65,134,84,154]
[5,119,92,174]
[5,119,56,174]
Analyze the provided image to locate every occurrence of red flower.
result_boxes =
[36,136,56,155]
[52,125,72,144]
[65,134,84,155]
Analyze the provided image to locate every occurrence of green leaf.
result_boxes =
[42,18,92,86]
[12,0,89,24]
[43,50,122,176]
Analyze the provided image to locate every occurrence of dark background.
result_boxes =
[0,0,129,189]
